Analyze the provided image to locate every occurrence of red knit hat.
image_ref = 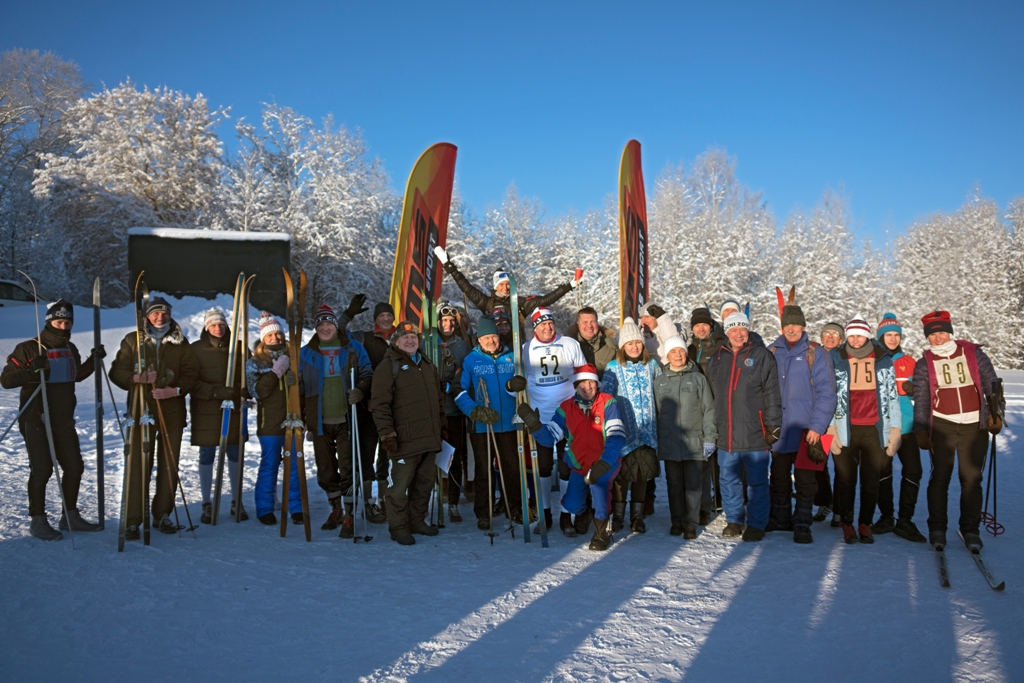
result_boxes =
[314,303,338,328]
[922,310,953,336]
[573,363,600,385]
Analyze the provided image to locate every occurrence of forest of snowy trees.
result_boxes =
[2,49,1022,366]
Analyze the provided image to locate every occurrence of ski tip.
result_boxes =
[993,581,1006,591]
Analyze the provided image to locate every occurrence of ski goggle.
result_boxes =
[437,302,459,320]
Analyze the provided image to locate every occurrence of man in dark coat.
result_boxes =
[1,300,103,540]
[705,312,782,542]
[109,297,200,538]
[369,321,447,545]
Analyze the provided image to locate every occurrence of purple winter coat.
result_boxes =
[768,333,837,453]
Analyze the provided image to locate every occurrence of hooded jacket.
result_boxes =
[567,323,618,378]
[829,340,900,448]
[768,332,837,453]
[705,340,782,452]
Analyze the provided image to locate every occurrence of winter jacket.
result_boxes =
[246,350,289,437]
[705,341,782,453]
[653,361,717,461]
[442,260,572,319]
[422,331,471,416]
[912,340,1000,434]
[687,328,725,374]
[829,341,900,448]
[643,313,684,364]
[109,321,199,431]
[2,328,95,423]
[567,323,618,378]
[768,333,837,453]
[351,328,392,370]
[891,349,916,435]
[456,344,518,433]
[600,358,661,454]
[369,346,446,458]
[534,391,627,474]
[299,333,373,436]
[188,328,248,447]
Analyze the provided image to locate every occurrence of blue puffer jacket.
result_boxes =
[768,333,837,453]
[456,344,518,434]
[298,337,373,436]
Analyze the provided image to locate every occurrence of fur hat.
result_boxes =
[392,320,421,344]
[876,312,902,339]
[723,312,750,332]
[922,310,953,337]
[204,308,226,329]
[617,317,644,348]
[313,303,338,328]
[45,299,74,324]
[573,363,600,386]
[258,312,283,342]
[845,316,872,339]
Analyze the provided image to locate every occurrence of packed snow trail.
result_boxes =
[0,297,1021,682]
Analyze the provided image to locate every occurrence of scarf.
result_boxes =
[847,341,874,359]
[40,324,71,349]
[930,339,957,357]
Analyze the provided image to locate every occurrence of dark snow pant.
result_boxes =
[20,416,84,517]
[664,460,703,529]
[769,450,818,531]
[470,430,520,521]
[446,416,467,505]
[358,402,388,489]
[701,451,721,512]
[312,422,353,506]
[123,416,183,527]
[833,425,886,526]
[385,451,436,533]
[926,418,987,535]
[814,465,833,507]
[877,431,923,522]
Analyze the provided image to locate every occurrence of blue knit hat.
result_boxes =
[877,312,902,339]
[476,316,499,338]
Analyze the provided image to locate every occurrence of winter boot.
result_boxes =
[629,502,646,534]
[533,508,552,533]
[643,496,655,518]
[830,513,842,528]
[764,496,793,532]
[201,502,213,524]
[258,513,277,525]
[670,523,683,536]
[871,515,895,535]
[573,509,592,536]
[230,500,249,521]
[894,518,927,543]
[291,512,303,524]
[477,517,490,531]
[390,528,415,545]
[813,505,831,523]
[961,530,983,551]
[699,510,712,526]
[842,523,859,544]
[683,527,697,540]
[158,514,178,534]
[365,502,387,524]
[447,504,462,523]
[742,526,765,542]
[30,515,63,541]
[722,523,743,538]
[59,507,101,532]
[125,524,140,540]
[792,497,814,544]
[611,502,626,533]
[929,529,947,549]
[794,529,813,544]
[560,512,577,537]
[411,521,439,536]
[321,497,343,530]
[589,517,611,551]
[858,523,874,544]
[339,504,355,539]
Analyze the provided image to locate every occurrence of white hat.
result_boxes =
[723,311,750,332]
[617,317,644,348]
[258,312,283,342]
[493,270,511,289]
[720,299,741,319]
[663,335,687,355]
[573,363,600,385]
[845,316,872,339]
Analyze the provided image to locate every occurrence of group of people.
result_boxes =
[3,251,1005,553]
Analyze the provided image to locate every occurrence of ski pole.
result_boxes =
[152,395,198,535]
[100,361,125,444]
[0,383,42,445]
[350,368,372,543]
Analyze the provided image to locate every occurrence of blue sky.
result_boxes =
[3,1,1022,241]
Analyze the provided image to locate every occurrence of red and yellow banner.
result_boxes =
[619,139,649,325]
[389,142,458,330]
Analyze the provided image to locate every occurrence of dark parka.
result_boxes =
[705,340,782,453]
[653,360,717,461]
[442,259,572,318]
[245,348,289,437]
[567,323,618,379]
[1,331,95,422]
[369,346,446,459]
[422,331,471,417]
[687,328,725,374]
[189,328,248,447]
[109,321,199,430]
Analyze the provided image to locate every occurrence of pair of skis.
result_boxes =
[935,534,1004,591]
[508,275,548,548]
[211,273,254,525]
[280,269,311,541]
[421,291,446,529]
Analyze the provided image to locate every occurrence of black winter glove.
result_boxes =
[902,380,914,394]
[915,430,932,451]
[585,460,612,485]
[344,293,368,320]
[516,402,543,433]
[213,386,240,401]
[30,355,48,373]
[506,375,527,393]
[284,370,297,387]
[807,439,829,464]
[764,425,781,448]
[91,345,107,360]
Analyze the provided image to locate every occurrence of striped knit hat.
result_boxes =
[845,316,872,339]
[313,303,338,328]
[530,307,555,329]
[876,312,902,339]
[258,312,283,342]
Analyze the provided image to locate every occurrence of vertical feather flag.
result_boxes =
[618,140,649,325]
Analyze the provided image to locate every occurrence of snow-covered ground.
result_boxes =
[0,296,1020,683]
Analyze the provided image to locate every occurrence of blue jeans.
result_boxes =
[561,462,620,520]
[719,449,770,530]
[198,445,239,465]
[255,436,302,517]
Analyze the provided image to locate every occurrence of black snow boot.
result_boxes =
[390,528,415,545]
[59,507,101,532]
[448,504,463,523]
[533,508,552,533]
[201,502,213,524]
[629,502,646,533]
[611,502,626,533]
[742,526,765,542]
[792,497,814,544]
[764,496,793,532]
[589,517,611,551]
[871,515,895,535]
[573,509,592,536]
[894,518,927,543]
[560,512,577,537]
[125,524,140,540]
[813,505,831,523]
[30,515,63,541]
[722,523,743,538]
[291,512,304,524]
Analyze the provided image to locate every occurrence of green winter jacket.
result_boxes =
[653,361,717,461]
